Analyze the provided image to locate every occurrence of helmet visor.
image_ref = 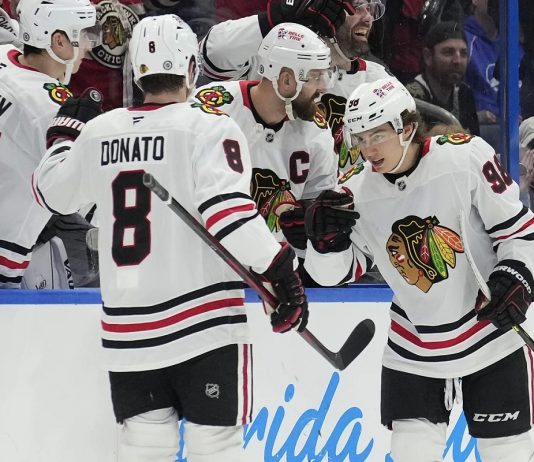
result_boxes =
[79,24,102,49]
[302,67,338,90]
[344,1,386,21]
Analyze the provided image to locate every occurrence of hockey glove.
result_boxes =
[259,244,309,333]
[475,259,534,332]
[279,201,311,250]
[305,190,359,253]
[260,0,346,38]
[46,88,104,148]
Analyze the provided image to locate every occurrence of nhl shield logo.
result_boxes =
[205,383,220,399]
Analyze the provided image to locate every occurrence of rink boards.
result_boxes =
[1,287,532,462]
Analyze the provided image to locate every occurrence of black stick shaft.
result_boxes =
[142,173,341,367]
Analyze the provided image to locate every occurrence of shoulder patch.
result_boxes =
[191,85,233,116]
[313,110,328,129]
[43,83,72,105]
[436,133,475,146]
[338,163,365,184]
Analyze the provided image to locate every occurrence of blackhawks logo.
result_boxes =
[91,1,140,69]
[436,132,475,146]
[386,216,464,293]
[192,85,233,115]
[43,83,72,105]
[251,168,297,232]
[338,163,364,184]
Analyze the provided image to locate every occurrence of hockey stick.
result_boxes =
[458,212,534,351]
[143,173,375,370]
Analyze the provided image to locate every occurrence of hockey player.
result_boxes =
[192,22,338,254]
[33,14,308,462]
[304,77,534,461]
[0,0,98,288]
[200,0,390,173]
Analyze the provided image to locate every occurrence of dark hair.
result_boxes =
[400,110,427,144]
[424,21,466,49]
[138,74,186,94]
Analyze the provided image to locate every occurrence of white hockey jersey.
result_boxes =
[0,44,72,288]
[33,102,282,372]
[192,79,337,239]
[305,134,534,378]
[199,14,391,173]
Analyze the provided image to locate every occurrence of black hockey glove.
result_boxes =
[279,201,311,250]
[475,260,534,332]
[46,88,104,148]
[259,244,309,333]
[260,0,346,38]
[305,190,359,253]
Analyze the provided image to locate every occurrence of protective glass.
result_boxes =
[302,67,338,90]
[350,129,398,149]
[345,1,386,21]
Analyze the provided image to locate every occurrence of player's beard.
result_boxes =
[292,93,321,121]
[336,21,370,59]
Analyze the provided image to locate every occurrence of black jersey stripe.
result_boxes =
[387,328,504,362]
[103,281,244,316]
[486,207,529,235]
[390,303,478,334]
[102,314,247,349]
[200,33,249,75]
[214,212,259,241]
[493,232,534,252]
[198,193,253,214]
[0,239,31,256]
[0,274,22,283]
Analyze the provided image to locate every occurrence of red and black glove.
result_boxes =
[258,244,309,333]
[259,0,346,38]
[46,88,104,148]
[279,201,312,250]
[475,260,534,332]
[305,190,359,253]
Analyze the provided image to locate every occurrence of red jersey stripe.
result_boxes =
[0,255,29,270]
[391,319,491,349]
[494,217,534,240]
[102,297,244,333]
[206,203,256,230]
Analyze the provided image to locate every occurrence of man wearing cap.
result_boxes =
[405,21,479,135]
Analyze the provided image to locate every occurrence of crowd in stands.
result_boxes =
[1,0,533,288]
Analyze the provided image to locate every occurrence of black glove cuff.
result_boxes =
[491,259,534,302]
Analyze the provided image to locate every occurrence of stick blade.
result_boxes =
[338,319,375,370]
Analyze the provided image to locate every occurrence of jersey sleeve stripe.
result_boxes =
[102,297,244,333]
[0,255,29,270]
[214,212,260,241]
[493,216,534,240]
[0,239,31,256]
[206,203,256,230]
[0,274,22,284]
[198,192,252,214]
[31,173,62,215]
[485,206,529,235]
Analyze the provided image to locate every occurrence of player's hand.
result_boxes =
[46,88,104,147]
[258,244,309,333]
[305,189,358,253]
[475,260,534,331]
[264,0,346,38]
[279,201,310,250]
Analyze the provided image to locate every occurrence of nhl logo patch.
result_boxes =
[205,383,220,399]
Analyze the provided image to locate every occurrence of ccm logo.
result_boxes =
[473,411,520,422]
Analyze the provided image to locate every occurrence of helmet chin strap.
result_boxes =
[272,78,303,121]
[46,45,79,85]
[386,122,418,174]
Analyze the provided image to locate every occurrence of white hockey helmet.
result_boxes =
[17,0,98,49]
[129,14,200,91]
[343,78,418,173]
[257,22,333,90]
[343,78,416,138]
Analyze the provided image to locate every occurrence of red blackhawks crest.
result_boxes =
[43,83,72,105]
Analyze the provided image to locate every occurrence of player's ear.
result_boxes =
[50,31,70,57]
[277,67,296,97]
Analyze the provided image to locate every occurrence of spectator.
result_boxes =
[519,117,534,208]
[380,0,465,83]
[405,21,479,135]
[463,0,500,123]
